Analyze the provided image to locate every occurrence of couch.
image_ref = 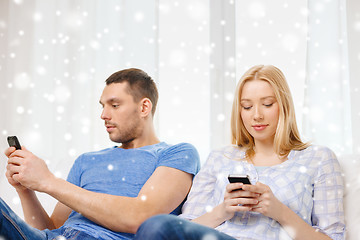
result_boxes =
[338,154,360,240]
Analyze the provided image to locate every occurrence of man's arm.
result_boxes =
[50,202,73,228]
[46,166,193,233]
[15,189,56,230]
[7,148,193,233]
[15,190,72,230]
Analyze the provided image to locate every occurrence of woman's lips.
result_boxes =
[252,124,268,131]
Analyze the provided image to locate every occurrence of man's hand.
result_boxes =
[4,147,27,191]
[5,146,54,192]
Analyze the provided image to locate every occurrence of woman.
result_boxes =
[134,65,345,240]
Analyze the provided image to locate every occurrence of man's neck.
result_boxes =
[119,118,160,149]
[120,136,160,149]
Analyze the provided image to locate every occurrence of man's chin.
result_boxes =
[108,134,120,143]
[109,135,129,144]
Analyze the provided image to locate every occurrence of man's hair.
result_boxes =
[231,65,309,160]
[105,68,158,116]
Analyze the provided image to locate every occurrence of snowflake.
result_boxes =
[205,205,213,213]
[217,114,225,122]
[36,66,46,75]
[13,0,23,5]
[16,106,25,114]
[64,133,72,141]
[248,2,266,19]
[202,233,218,240]
[134,12,144,22]
[355,21,360,32]
[33,12,43,22]
[12,197,20,205]
[14,73,31,90]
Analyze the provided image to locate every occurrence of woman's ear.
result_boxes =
[140,98,152,118]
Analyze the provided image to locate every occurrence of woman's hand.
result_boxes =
[219,182,260,221]
[242,182,284,221]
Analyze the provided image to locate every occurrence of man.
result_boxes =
[2,68,200,239]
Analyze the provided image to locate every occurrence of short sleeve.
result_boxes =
[157,143,200,176]
[66,154,83,187]
[312,147,346,239]
[180,151,219,220]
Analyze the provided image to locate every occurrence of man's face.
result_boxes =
[99,82,143,144]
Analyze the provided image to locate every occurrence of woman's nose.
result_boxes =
[253,106,264,121]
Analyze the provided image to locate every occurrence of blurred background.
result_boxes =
[0,0,359,218]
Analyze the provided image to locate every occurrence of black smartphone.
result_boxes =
[7,136,21,150]
[228,174,251,185]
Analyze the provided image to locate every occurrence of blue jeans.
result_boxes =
[0,198,97,240]
[134,214,236,240]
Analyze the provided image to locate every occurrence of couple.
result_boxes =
[2,65,345,239]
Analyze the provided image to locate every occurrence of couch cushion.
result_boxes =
[338,154,360,240]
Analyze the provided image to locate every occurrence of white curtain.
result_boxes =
[0,0,359,221]
[0,0,212,217]
[303,0,353,154]
[0,0,161,217]
[230,0,359,155]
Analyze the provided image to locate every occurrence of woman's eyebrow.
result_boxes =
[241,96,275,102]
[260,96,276,100]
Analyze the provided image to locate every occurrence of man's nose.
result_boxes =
[101,108,110,120]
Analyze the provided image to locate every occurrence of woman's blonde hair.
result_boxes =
[231,65,309,160]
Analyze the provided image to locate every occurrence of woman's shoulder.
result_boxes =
[292,144,338,164]
[295,144,336,156]
[206,145,246,162]
[210,144,245,155]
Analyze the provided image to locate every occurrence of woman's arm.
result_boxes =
[192,182,259,228]
[242,182,332,240]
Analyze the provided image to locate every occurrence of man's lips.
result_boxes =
[252,124,268,131]
[105,125,116,132]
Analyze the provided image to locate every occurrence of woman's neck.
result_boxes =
[252,141,286,166]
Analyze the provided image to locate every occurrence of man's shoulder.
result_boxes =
[158,142,199,156]
[157,142,200,174]
[77,143,199,161]
[78,147,117,159]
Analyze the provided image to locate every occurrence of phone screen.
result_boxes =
[7,136,21,150]
[228,174,251,185]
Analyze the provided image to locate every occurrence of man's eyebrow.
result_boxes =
[99,98,121,105]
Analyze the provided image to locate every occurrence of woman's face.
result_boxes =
[240,79,280,145]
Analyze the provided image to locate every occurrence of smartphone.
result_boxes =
[228,174,251,185]
[7,136,21,150]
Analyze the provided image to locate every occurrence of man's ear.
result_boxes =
[140,98,152,118]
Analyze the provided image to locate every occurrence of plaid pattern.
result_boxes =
[180,145,345,240]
